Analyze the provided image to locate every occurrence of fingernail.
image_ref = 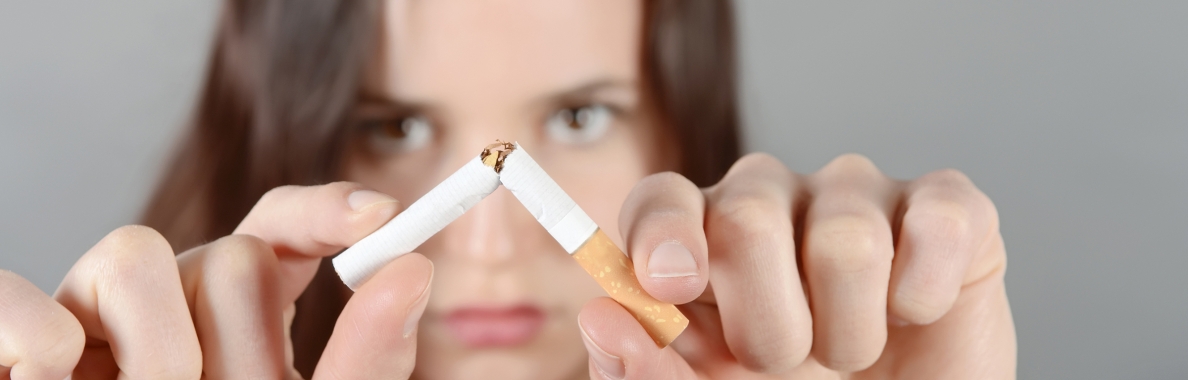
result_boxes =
[402,266,433,338]
[888,314,911,327]
[647,241,699,278]
[348,189,397,212]
[579,322,625,380]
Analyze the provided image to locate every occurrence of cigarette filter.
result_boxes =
[496,142,688,347]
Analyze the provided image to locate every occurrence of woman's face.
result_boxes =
[342,1,665,379]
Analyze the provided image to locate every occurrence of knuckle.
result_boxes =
[813,330,886,372]
[712,173,789,209]
[734,329,810,373]
[905,199,973,239]
[625,172,701,215]
[896,264,951,300]
[893,286,950,323]
[822,153,880,175]
[258,185,301,206]
[42,316,86,357]
[0,271,87,367]
[734,152,788,172]
[208,234,273,258]
[968,189,1000,228]
[817,349,882,372]
[709,193,789,241]
[920,168,975,190]
[326,180,361,188]
[635,207,701,233]
[319,181,361,198]
[806,215,891,274]
[915,170,974,199]
[91,225,174,276]
[101,225,171,252]
[721,153,792,185]
[916,169,992,211]
[29,305,86,355]
[640,171,695,188]
[910,168,1000,233]
[201,235,278,282]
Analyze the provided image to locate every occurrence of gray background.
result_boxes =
[1,1,1184,378]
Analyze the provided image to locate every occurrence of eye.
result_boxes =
[362,115,433,154]
[545,104,613,145]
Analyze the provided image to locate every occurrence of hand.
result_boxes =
[0,270,85,379]
[578,153,1015,379]
[43,182,431,379]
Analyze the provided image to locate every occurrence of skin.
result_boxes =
[0,0,1015,379]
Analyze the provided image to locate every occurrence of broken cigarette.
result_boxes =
[496,142,689,347]
[332,142,688,347]
[332,156,500,290]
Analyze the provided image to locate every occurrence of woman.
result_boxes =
[0,0,1015,379]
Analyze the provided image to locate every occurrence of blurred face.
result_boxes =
[341,0,666,379]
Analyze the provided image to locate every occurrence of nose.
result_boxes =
[431,120,542,265]
[435,131,524,265]
[440,184,523,265]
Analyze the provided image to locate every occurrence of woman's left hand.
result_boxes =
[579,153,1016,379]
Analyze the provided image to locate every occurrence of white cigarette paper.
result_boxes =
[332,156,499,290]
[498,144,598,254]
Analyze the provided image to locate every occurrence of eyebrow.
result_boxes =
[352,90,431,119]
[352,77,638,118]
[535,78,638,109]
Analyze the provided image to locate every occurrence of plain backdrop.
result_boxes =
[1,1,1185,378]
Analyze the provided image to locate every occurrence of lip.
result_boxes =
[443,304,547,348]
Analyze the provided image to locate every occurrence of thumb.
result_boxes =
[313,253,433,380]
[578,297,696,380]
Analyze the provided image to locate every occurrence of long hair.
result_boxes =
[141,0,740,376]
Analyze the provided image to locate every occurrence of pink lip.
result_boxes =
[443,304,546,348]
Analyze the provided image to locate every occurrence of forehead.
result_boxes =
[382,0,641,105]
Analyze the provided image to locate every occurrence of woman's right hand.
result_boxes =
[3,182,432,379]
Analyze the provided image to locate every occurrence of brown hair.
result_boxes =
[142,0,740,376]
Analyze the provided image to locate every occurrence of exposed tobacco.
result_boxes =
[480,140,516,173]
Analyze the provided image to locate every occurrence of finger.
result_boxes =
[0,270,85,379]
[701,153,812,373]
[233,182,401,303]
[867,237,1015,377]
[618,172,709,304]
[176,235,286,378]
[889,169,997,325]
[53,225,202,379]
[578,298,697,380]
[802,154,897,371]
[313,253,433,380]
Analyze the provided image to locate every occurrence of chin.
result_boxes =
[426,351,550,380]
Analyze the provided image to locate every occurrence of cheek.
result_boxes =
[578,165,643,240]
[340,147,449,205]
[577,129,658,233]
